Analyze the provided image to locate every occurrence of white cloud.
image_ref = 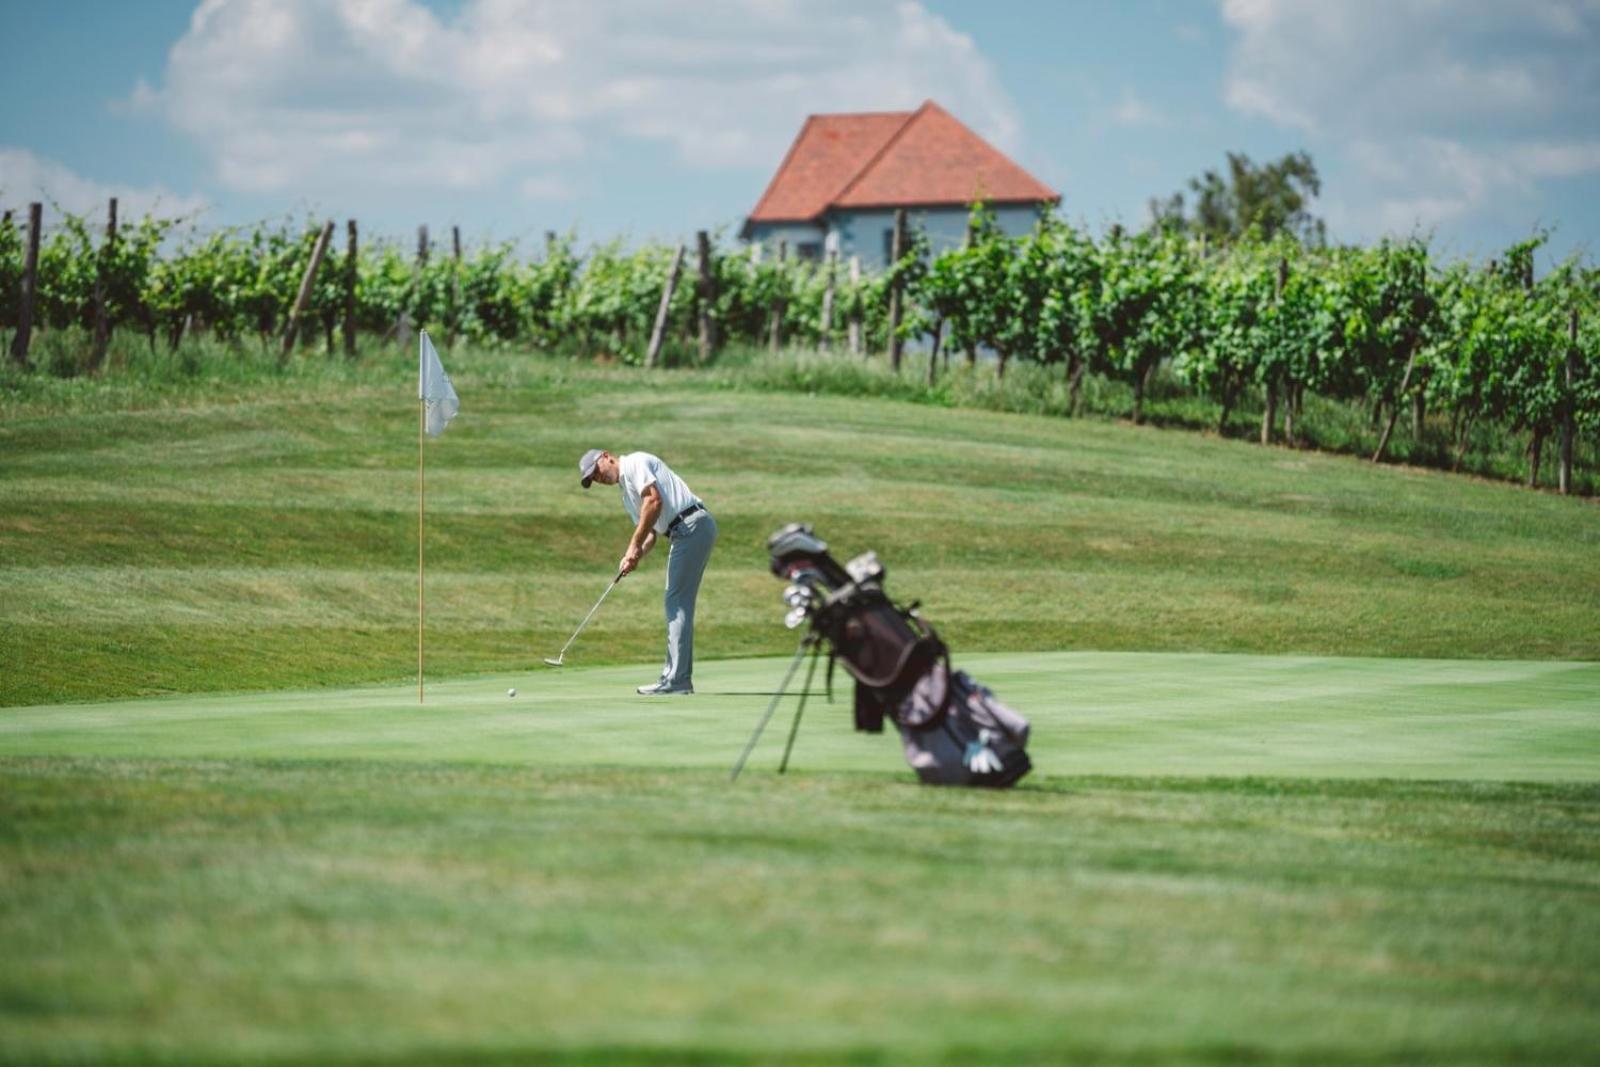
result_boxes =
[1220,0,1597,133]
[1521,141,1600,178]
[0,147,210,222]
[1333,135,1600,236]
[1221,72,1313,132]
[1329,139,1513,233]
[135,0,1021,199]
[1107,91,1165,128]
[1218,0,1600,241]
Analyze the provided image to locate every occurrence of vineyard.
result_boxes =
[3,202,1598,493]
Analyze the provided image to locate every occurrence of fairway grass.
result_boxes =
[6,351,1600,1063]
[3,758,1597,1065]
[3,655,1599,1063]
[3,652,1598,781]
[4,352,1599,707]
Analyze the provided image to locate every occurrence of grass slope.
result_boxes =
[5,350,1599,1063]
[2,350,1598,706]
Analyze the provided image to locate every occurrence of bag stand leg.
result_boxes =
[777,643,824,775]
[730,634,816,783]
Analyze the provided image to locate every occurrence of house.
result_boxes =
[742,100,1059,270]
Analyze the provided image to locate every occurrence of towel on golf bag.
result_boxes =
[892,663,1032,787]
[768,523,1032,788]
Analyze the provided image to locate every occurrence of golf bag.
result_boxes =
[767,523,1032,787]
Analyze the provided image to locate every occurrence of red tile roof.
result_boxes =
[746,110,910,223]
[747,101,1058,225]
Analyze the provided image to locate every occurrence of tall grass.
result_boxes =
[5,328,1596,495]
[0,326,418,416]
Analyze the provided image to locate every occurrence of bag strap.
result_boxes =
[907,605,955,726]
[933,642,954,725]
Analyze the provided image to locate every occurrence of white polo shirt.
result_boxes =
[618,452,702,534]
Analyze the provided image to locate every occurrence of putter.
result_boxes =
[543,572,623,667]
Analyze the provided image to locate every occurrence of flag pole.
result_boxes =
[418,391,425,704]
[416,329,457,706]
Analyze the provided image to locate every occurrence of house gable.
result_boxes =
[746,111,909,225]
[833,101,1058,209]
[745,100,1057,236]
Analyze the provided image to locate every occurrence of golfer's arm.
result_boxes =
[631,486,662,553]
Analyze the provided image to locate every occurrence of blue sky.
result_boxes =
[3,0,1596,264]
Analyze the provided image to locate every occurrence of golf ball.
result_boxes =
[507,688,517,698]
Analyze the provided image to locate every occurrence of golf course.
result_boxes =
[3,348,1598,1064]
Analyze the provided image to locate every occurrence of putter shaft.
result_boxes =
[546,572,622,666]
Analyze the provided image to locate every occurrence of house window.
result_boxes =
[795,242,822,262]
[883,228,895,264]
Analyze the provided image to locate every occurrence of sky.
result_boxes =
[2,0,1597,264]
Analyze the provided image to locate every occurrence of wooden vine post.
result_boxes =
[396,225,428,349]
[280,220,335,364]
[1560,308,1578,494]
[343,220,358,358]
[848,255,862,356]
[696,230,716,363]
[1372,344,1418,463]
[768,241,787,353]
[645,244,686,368]
[820,247,837,351]
[1280,258,1297,446]
[9,202,42,364]
[1523,264,1546,487]
[90,197,118,371]
[963,216,978,368]
[448,225,463,348]
[887,209,908,370]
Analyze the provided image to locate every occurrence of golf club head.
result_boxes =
[542,656,564,667]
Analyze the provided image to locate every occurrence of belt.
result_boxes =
[666,502,705,538]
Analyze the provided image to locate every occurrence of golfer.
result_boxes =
[579,448,717,695]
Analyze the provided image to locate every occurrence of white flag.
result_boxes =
[419,331,459,437]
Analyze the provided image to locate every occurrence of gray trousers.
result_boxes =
[662,509,717,685]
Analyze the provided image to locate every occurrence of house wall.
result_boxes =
[825,204,1043,271]
[743,221,828,262]
[746,204,1046,271]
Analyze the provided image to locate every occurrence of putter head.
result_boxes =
[542,656,564,667]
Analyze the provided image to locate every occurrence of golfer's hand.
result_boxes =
[618,546,642,576]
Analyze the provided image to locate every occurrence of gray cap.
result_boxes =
[579,448,604,488]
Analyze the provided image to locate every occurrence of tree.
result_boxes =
[1031,214,1101,411]
[919,206,1019,376]
[1086,228,1201,424]
[1180,241,1280,434]
[1151,151,1326,247]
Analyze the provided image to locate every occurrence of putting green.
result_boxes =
[4,651,1596,781]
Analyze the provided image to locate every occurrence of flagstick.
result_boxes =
[418,397,425,704]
